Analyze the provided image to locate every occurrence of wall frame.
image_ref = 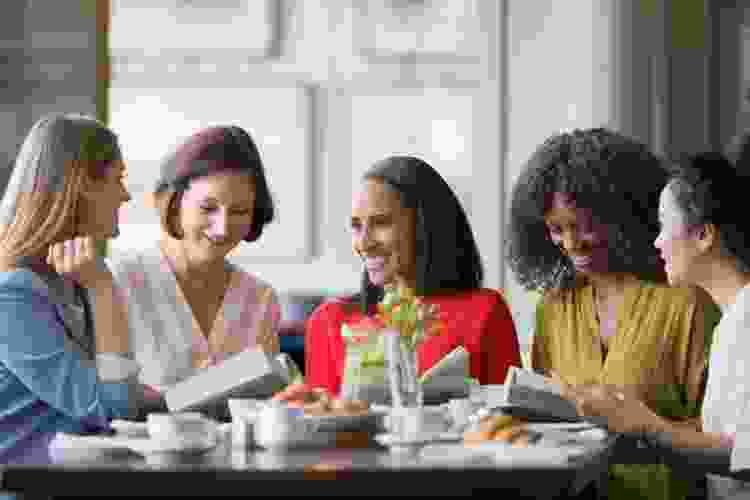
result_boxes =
[110,0,279,58]
[355,0,482,62]
[109,84,314,262]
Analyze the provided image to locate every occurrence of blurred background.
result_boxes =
[0,0,747,365]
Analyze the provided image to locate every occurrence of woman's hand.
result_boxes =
[272,383,328,408]
[47,236,111,288]
[49,236,132,355]
[568,384,663,435]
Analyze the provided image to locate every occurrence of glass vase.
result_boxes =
[384,329,423,408]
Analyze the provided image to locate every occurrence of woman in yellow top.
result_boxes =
[506,128,720,500]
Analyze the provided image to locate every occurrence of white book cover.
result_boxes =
[165,347,289,413]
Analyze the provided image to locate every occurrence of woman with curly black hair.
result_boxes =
[567,150,750,500]
[506,128,720,500]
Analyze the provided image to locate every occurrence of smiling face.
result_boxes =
[654,182,703,286]
[351,178,417,289]
[78,159,131,239]
[176,171,256,263]
[544,192,610,276]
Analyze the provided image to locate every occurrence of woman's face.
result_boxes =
[654,183,702,286]
[79,159,131,239]
[543,192,610,276]
[351,178,416,289]
[176,171,256,263]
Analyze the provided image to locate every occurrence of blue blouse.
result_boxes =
[0,268,137,464]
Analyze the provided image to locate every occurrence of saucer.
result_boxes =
[375,431,462,448]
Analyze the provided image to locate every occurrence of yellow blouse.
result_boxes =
[531,278,718,418]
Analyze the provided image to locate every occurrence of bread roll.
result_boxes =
[463,415,524,443]
[329,398,369,415]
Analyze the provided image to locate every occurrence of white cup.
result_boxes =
[228,399,264,448]
[253,401,317,449]
[386,407,447,439]
[481,385,507,409]
[447,398,474,429]
[147,412,213,444]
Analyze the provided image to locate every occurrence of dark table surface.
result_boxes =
[1,427,617,498]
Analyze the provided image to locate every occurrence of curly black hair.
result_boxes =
[665,151,750,275]
[506,128,667,292]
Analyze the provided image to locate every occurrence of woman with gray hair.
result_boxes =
[0,113,161,464]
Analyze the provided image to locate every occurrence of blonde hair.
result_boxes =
[0,114,121,260]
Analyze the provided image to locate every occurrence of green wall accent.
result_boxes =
[92,0,111,257]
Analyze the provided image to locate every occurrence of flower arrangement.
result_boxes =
[375,286,443,350]
[338,286,444,405]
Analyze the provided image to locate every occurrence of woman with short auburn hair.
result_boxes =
[107,125,282,393]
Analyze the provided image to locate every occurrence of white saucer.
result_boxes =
[375,431,462,448]
[53,421,219,456]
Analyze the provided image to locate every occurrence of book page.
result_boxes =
[505,366,563,395]
[419,346,468,383]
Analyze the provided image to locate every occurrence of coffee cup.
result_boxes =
[228,399,264,448]
[254,401,317,449]
[147,412,214,444]
[447,398,474,429]
[386,406,448,439]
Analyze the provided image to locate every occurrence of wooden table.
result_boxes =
[0,429,617,498]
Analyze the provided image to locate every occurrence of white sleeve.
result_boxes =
[96,353,140,382]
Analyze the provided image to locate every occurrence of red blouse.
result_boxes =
[304,288,521,396]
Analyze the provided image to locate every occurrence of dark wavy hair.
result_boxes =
[154,125,275,242]
[351,156,484,314]
[665,151,750,275]
[506,128,667,292]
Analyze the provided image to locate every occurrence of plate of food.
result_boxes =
[272,384,387,432]
[458,414,600,464]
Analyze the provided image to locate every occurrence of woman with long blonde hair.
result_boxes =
[0,114,158,464]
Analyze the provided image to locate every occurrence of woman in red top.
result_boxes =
[304,155,521,396]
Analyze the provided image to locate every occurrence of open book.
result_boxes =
[164,347,289,417]
[419,346,470,403]
[500,366,582,422]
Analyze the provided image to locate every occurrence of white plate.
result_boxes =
[523,422,601,433]
[420,441,584,468]
[110,420,150,438]
[125,434,217,455]
[375,431,462,448]
[303,411,386,432]
[53,433,218,456]
[52,421,220,456]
